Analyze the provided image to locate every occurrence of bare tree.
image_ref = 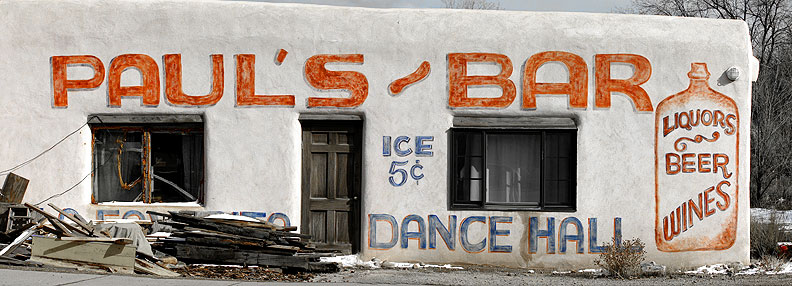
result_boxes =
[442,0,502,10]
[630,0,791,65]
[629,0,792,207]
[751,54,792,206]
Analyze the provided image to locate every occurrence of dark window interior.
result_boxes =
[92,123,203,204]
[450,129,576,211]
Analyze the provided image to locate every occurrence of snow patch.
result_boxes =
[205,213,261,222]
[685,261,792,275]
[147,231,172,238]
[319,255,463,270]
[685,264,730,274]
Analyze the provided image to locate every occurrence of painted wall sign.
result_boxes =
[382,136,433,186]
[1,0,755,268]
[368,214,624,255]
[51,52,652,111]
[57,208,291,226]
[654,63,739,252]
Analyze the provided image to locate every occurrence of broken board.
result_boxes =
[171,244,338,272]
[30,256,133,274]
[0,173,28,204]
[31,236,135,271]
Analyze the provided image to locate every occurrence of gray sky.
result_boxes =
[244,0,633,13]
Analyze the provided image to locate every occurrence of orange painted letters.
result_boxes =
[522,51,587,109]
[275,49,288,65]
[305,54,368,107]
[108,54,160,107]
[165,54,224,106]
[235,54,295,106]
[52,55,105,107]
[448,53,516,108]
[389,61,431,95]
[595,54,653,111]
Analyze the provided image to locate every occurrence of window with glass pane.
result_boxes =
[92,124,204,204]
[450,129,575,211]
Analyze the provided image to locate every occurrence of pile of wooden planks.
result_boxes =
[18,203,179,276]
[149,211,339,272]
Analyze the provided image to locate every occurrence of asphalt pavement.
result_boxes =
[4,264,792,285]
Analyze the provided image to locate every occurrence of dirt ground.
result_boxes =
[313,266,792,286]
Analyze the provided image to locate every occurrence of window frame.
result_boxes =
[90,122,205,205]
[448,128,577,212]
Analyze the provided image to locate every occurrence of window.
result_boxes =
[450,128,576,211]
[91,117,203,204]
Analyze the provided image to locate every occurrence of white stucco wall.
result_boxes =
[0,0,754,269]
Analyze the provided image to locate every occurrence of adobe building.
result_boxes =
[0,0,757,269]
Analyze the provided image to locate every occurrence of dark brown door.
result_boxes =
[301,121,362,253]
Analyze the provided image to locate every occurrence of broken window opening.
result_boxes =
[92,124,203,204]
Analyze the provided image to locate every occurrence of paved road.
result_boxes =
[3,265,792,285]
[0,267,317,286]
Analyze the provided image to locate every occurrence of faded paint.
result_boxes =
[0,0,754,269]
[389,61,431,95]
[655,63,739,252]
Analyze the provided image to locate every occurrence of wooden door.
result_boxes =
[301,121,362,253]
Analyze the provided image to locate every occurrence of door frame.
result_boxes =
[299,118,363,254]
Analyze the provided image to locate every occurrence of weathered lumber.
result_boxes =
[5,222,36,238]
[178,227,276,244]
[150,211,306,237]
[31,236,135,269]
[40,225,68,237]
[70,211,90,226]
[46,217,78,237]
[205,217,298,232]
[30,256,133,274]
[47,203,99,236]
[57,237,132,244]
[0,225,36,257]
[157,221,189,229]
[170,244,339,272]
[205,218,277,230]
[24,203,90,237]
[0,255,30,266]
[178,230,271,243]
[157,211,278,240]
[134,258,181,277]
[0,173,28,204]
[178,237,297,255]
[186,213,311,239]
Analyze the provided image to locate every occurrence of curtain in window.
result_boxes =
[486,134,541,203]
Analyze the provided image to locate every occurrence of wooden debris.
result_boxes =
[30,256,132,274]
[31,236,135,272]
[22,203,176,277]
[0,255,33,266]
[2,203,33,233]
[134,258,180,277]
[0,225,36,257]
[56,237,132,244]
[205,215,297,231]
[169,244,338,273]
[24,203,90,237]
[0,173,29,204]
[149,211,338,272]
[47,203,99,236]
